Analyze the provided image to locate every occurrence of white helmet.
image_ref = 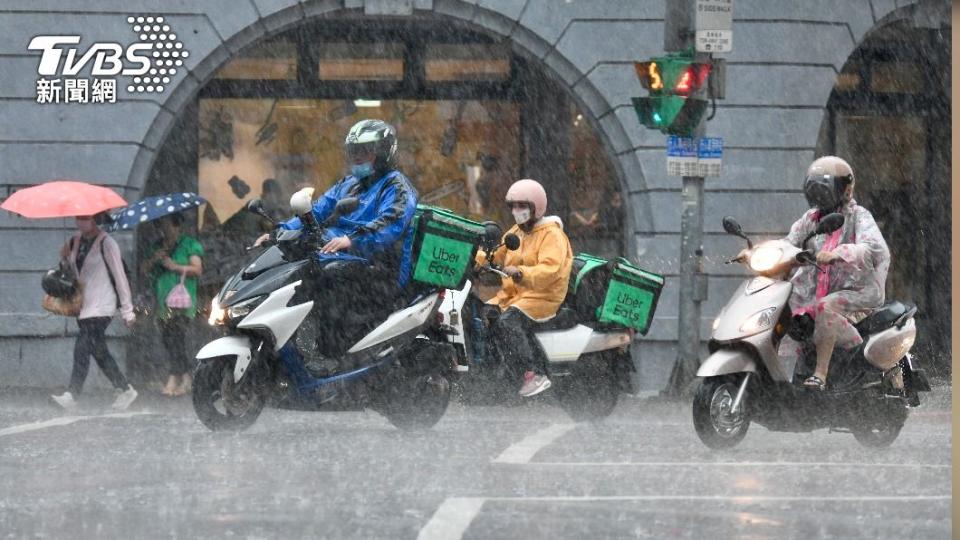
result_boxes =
[803,156,855,213]
[505,179,548,220]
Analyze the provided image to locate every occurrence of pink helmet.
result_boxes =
[505,179,547,219]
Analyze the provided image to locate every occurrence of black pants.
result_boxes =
[159,315,192,376]
[309,260,400,357]
[69,317,129,394]
[489,307,547,376]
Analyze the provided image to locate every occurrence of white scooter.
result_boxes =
[191,191,454,431]
[436,226,636,421]
[693,213,930,449]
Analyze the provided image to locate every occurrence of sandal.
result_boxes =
[803,375,826,391]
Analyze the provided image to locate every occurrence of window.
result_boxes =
[317,43,405,81]
[214,39,296,80]
[425,43,511,81]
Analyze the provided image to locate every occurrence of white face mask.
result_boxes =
[512,208,531,225]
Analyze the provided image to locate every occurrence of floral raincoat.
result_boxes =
[785,199,891,322]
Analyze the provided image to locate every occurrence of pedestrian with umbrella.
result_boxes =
[1,180,139,411]
[115,193,206,397]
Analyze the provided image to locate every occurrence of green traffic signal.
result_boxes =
[633,96,708,136]
[632,50,711,136]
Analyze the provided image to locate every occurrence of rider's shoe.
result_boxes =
[519,370,552,397]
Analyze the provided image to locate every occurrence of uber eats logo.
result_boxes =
[28,15,189,104]
[414,236,472,287]
[427,246,462,278]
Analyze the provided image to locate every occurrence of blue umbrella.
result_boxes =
[107,192,206,231]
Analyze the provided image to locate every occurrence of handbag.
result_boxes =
[165,270,193,310]
[42,282,84,317]
[41,244,84,317]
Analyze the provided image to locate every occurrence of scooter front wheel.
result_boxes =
[192,357,265,432]
[693,375,750,449]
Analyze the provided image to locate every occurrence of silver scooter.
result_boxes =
[692,213,930,449]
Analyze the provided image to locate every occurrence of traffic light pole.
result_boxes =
[664,1,709,398]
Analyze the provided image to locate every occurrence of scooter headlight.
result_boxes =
[227,295,266,321]
[749,247,783,272]
[739,307,778,334]
[208,299,226,326]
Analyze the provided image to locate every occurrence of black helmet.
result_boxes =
[344,119,398,172]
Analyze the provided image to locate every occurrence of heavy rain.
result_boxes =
[0,1,952,538]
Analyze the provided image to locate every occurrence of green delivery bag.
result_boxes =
[410,205,486,289]
[598,258,665,334]
[565,253,664,335]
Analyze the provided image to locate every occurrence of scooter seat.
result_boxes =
[530,307,579,331]
[854,301,915,336]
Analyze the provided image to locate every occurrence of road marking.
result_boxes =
[417,497,486,540]
[419,494,951,540]
[515,461,951,469]
[0,412,152,438]
[492,423,575,464]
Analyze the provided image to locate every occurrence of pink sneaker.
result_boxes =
[519,370,551,397]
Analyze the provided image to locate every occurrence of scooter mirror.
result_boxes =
[816,213,845,235]
[482,222,502,246]
[290,188,315,215]
[722,216,752,248]
[335,197,359,216]
[721,216,743,237]
[246,198,266,214]
[504,234,521,251]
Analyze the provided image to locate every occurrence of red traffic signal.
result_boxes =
[673,64,711,96]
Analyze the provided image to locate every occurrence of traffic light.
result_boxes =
[632,50,711,136]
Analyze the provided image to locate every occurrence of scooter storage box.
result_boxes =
[410,205,485,289]
[566,254,664,335]
[599,259,664,335]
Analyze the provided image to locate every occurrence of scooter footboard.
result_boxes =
[196,336,252,383]
[697,348,757,377]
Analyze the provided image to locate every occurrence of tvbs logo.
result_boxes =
[28,16,187,104]
[29,36,152,77]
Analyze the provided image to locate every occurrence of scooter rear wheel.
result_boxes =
[192,357,265,432]
[693,375,750,449]
[555,353,619,422]
[851,399,908,448]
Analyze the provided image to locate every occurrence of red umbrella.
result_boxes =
[0,180,128,218]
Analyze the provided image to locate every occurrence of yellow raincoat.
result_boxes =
[478,216,573,320]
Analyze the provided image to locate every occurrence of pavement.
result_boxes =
[0,383,951,539]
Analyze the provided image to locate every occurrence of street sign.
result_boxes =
[695,0,733,53]
[697,137,723,177]
[666,136,698,177]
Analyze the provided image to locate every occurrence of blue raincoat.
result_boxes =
[281,170,418,286]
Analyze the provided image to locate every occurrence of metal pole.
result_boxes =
[664,1,710,398]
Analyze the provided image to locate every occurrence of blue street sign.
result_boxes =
[697,137,723,159]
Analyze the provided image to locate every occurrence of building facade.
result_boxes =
[0,0,950,390]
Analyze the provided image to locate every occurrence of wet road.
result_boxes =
[0,387,951,539]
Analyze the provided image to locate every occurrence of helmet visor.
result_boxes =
[803,174,841,211]
[345,141,377,161]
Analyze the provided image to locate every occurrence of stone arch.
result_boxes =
[816,0,951,370]
[126,0,655,257]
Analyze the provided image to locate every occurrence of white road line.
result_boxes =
[516,461,952,469]
[417,497,486,540]
[492,423,575,464]
[0,412,153,438]
[419,495,950,540]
